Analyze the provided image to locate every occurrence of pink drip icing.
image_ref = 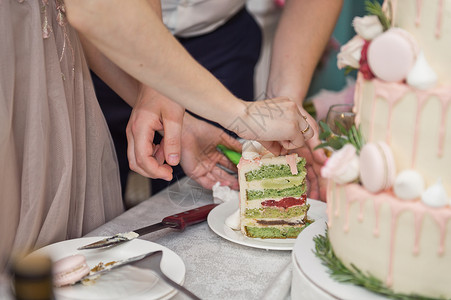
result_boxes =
[286,154,298,175]
[373,200,382,237]
[334,183,340,217]
[343,185,364,233]
[327,181,334,228]
[411,92,429,167]
[415,0,422,26]
[370,85,377,142]
[436,0,444,38]
[430,212,451,255]
[437,93,451,157]
[372,80,409,145]
[366,80,450,165]
[354,73,364,127]
[386,201,404,287]
[344,199,351,233]
[413,211,424,255]
[339,184,451,287]
[334,193,340,217]
[358,200,364,222]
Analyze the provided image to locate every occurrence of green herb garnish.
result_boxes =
[365,0,391,31]
[315,121,365,154]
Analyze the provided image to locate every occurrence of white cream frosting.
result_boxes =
[117,232,139,240]
[225,209,241,231]
[242,141,261,160]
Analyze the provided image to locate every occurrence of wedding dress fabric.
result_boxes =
[0,0,124,272]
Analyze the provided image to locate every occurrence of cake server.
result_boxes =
[79,250,201,299]
[78,203,218,250]
[215,144,241,175]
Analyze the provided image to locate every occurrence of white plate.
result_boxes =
[293,221,387,300]
[32,237,185,300]
[207,198,327,251]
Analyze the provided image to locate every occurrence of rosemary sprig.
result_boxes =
[313,231,443,300]
[315,121,365,154]
[365,0,391,30]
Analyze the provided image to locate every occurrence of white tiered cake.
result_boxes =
[322,0,451,298]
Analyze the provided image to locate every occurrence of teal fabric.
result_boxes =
[306,0,376,97]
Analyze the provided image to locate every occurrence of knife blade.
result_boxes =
[78,250,160,283]
[78,203,218,250]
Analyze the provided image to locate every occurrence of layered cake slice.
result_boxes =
[238,141,310,239]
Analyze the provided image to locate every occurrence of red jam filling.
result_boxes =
[261,195,306,209]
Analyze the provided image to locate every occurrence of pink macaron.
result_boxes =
[367,28,418,82]
[53,254,90,287]
[359,141,396,193]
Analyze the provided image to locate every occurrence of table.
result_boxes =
[0,176,293,299]
[85,177,292,300]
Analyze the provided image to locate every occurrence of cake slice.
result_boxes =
[238,141,310,239]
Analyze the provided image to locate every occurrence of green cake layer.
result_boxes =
[245,225,309,239]
[246,185,306,200]
[259,176,304,189]
[245,205,310,219]
[245,160,306,181]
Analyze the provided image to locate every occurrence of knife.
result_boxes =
[78,203,218,250]
[79,250,160,282]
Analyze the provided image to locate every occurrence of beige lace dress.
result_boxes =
[0,0,124,272]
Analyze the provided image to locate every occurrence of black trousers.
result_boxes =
[92,8,262,197]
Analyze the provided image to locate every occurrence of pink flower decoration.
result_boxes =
[321,144,360,184]
[360,40,375,80]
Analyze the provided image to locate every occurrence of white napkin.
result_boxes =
[212,182,239,204]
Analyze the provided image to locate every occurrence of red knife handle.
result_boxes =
[162,203,219,230]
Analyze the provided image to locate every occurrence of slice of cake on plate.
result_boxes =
[238,141,310,239]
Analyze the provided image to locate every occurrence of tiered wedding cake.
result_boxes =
[322,0,451,298]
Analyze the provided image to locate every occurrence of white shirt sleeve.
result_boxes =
[161,0,246,37]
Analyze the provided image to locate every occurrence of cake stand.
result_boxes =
[291,219,387,300]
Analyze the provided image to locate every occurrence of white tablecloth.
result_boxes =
[85,177,292,299]
[0,176,295,299]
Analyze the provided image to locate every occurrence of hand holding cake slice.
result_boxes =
[238,141,311,239]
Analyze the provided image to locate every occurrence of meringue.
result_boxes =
[393,169,425,200]
[406,51,438,90]
[421,179,448,208]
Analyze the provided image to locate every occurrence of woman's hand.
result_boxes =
[230,97,314,154]
[180,114,242,190]
[126,85,184,181]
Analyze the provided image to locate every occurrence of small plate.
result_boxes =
[207,198,327,251]
[32,237,185,300]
